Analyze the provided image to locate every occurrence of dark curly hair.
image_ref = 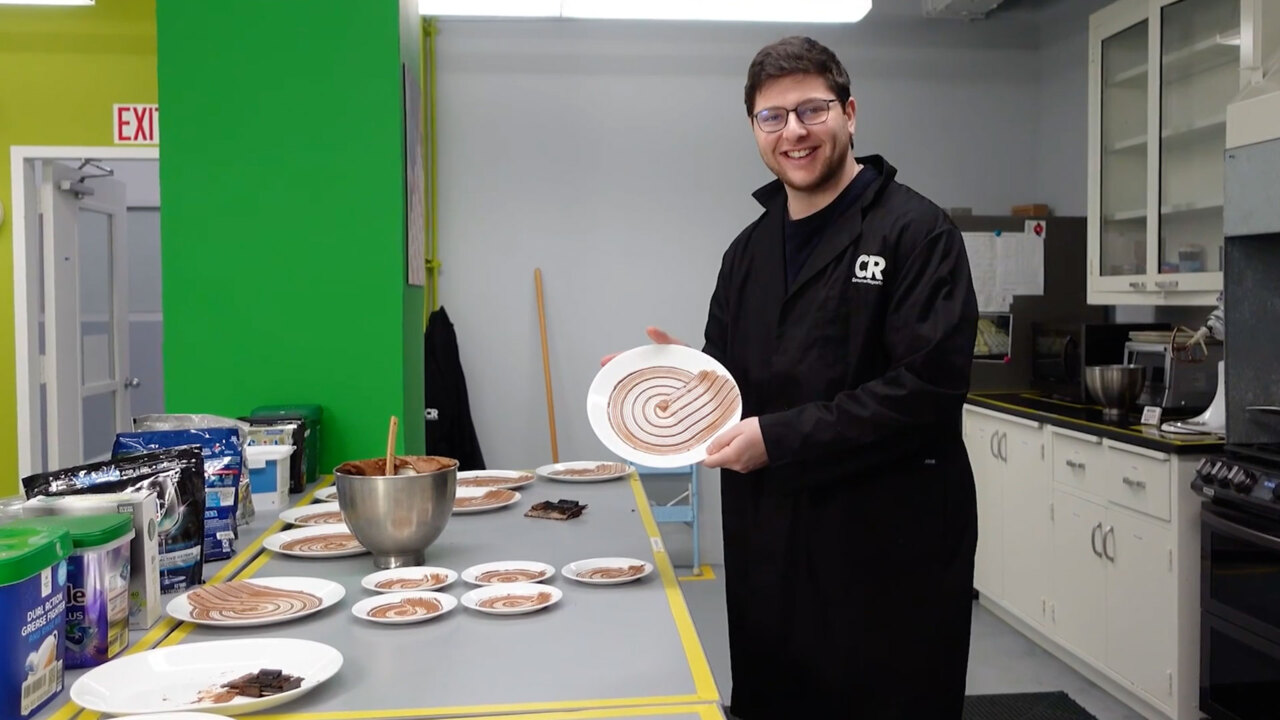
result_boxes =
[744,36,852,116]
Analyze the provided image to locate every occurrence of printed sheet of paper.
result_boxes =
[961,221,1045,312]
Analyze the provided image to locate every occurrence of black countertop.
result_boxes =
[967,392,1224,455]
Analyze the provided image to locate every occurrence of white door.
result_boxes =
[1105,508,1176,706]
[1051,489,1108,664]
[1001,422,1048,626]
[41,161,131,468]
[964,410,1003,597]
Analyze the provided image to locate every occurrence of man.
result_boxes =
[605,36,978,718]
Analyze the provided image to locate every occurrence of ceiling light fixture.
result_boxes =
[419,0,872,23]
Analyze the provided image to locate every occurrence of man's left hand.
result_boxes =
[703,417,769,473]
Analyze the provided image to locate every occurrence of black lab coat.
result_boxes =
[703,156,979,719]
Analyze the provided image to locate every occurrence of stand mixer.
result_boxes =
[1161,292,1226,435]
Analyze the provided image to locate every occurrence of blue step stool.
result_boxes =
[631,461,701,576]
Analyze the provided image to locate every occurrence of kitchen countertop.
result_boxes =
[36,473,722,720]
[967,392,1225,455]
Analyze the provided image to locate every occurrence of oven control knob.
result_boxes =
[1230,467,1257,493]
[1214,462,1235,487]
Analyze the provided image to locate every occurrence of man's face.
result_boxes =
[750,73,856,194]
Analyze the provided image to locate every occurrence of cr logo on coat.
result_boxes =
[852,254,886,285]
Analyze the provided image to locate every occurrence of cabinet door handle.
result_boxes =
[1128,281,1148,290]
[1122,476,1147,489]
[990,430,999,459]
[1091,522,1103,558]
[999,432,1008,463]
[1154,280,1179,290]
[1103,525,1116,562]
[1066,459,1085,470]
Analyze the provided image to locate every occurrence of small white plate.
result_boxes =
[263,525,367,558]
[452,487,521,514]
[536,461,634,483]
[313,486,338,502]
[70,637,342,716]
[167,577,346,627]
[278,502,346,527]
[561,557,654,585]
[457,470,536,490]
[461,560,556,586]
[351,591,457,624]
[460,583,563,616]
[586,343,742,468]
[361,566,458,594]
[114,714,228,720]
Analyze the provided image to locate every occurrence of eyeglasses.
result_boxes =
[752,98,840,133]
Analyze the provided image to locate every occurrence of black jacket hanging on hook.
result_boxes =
[424,306,486,470]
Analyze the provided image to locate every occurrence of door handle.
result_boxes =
[1154,280,1179,290]
[1066,459,1085,470]
[124,377,142,389]
[1121,476,1146,490]
[1128,281,1148,290]
[1090,522,1103,558]
[990,430,999,459]
[1102,525,1116,562]
[999,432,1008,463]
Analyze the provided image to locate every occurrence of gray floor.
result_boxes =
[675,564,1143,720]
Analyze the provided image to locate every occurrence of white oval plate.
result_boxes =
[561,557,655,585]
[457,470,536,490]
[351,591,457,624]
[361,566,458,594]
[167,576,346,628]
[263,525,367,558]
[313,486,338,502]
[114,714,228,720]
[70,637,342,716]
[461,560,556,586]
[586,344,742,468]
[535,461,634,483]
[278,502,346,527]
[460,583,563,616]
[452,487,521,514]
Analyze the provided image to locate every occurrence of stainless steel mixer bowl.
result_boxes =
[334,459,458,569]
[1084,364,1148,418]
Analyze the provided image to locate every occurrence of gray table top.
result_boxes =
[463,704,724,720]
[47,474,720,720]
[31,498,288,720]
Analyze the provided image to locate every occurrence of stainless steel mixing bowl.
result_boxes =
[1084,364,1148,419]
[335,457,458,569]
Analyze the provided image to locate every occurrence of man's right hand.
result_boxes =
[600,326,685,366]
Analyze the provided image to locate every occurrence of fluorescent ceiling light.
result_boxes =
[419,0,559,16]
[0,0,94,4]
[420,0,872,22]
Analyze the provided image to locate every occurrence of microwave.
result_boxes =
[1030,322,1167,403]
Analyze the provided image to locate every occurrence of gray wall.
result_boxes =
[434,1,1119,563]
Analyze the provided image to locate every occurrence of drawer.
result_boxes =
[1051,429,1105,497]
[1104,443,1171,521]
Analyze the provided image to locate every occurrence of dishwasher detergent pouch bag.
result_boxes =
[22,446,206,595]
[131,415,254,527]
[113,429,243,563]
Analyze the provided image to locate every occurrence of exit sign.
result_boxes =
[113,104,159,144]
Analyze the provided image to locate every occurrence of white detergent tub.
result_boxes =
[246,445,295,512]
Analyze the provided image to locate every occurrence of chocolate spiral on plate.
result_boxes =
[551,462,628,478]
[368,596,442,619]
[375,573,449,591]
[187,581,322,621]
[608,367,739,455]
[279,532,360,553]
[459,474,533,488]
[295,511,344,525]
[454,489,516,509]
[577,564,647,580]
[476,591,553,610]
[476,568,546,583]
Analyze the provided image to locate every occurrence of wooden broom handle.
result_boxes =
[535,268,559,462]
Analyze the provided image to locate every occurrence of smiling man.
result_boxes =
[603,35,979,718]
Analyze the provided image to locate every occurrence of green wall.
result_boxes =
[156,0,425,474]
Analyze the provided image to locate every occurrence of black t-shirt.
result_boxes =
[783,164,880,291]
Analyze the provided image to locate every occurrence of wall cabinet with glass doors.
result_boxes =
[1088,0,1268,305]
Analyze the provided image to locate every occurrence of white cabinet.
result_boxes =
[968,403,1207,720]
[1105,510,1176,706]
[1087,0,1261,305]
[963,406,1048,626]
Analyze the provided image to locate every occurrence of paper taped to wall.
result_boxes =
[961,221,1045,312]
